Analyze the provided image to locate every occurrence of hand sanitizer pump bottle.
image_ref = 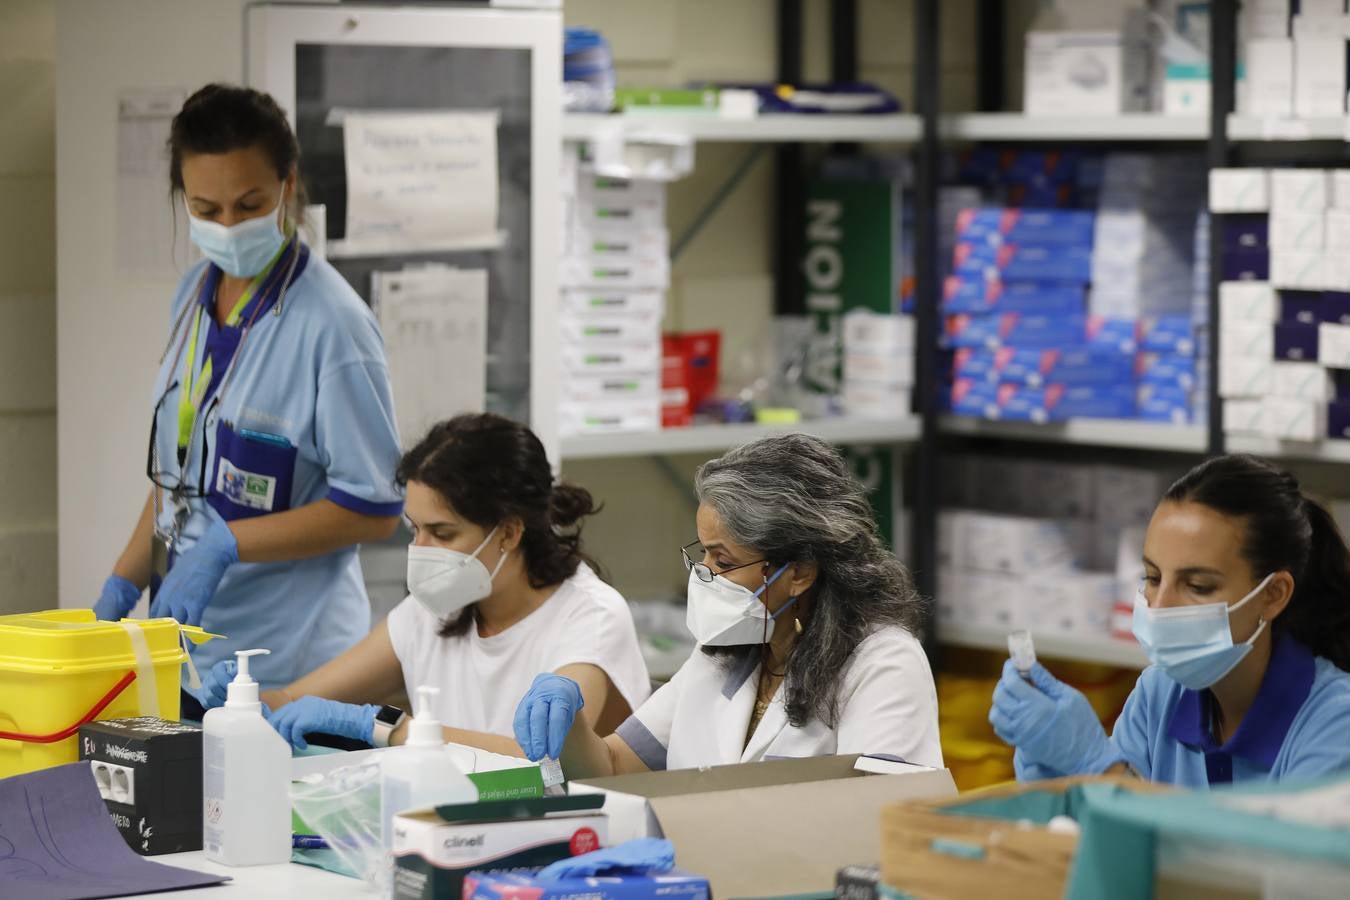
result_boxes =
[202,648,291,866]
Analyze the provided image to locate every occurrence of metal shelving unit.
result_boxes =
[561,415,920,460]
[1228,116,1350,142]
[941,112,1208,142]
[561,112,921,144]
[939,622,1148,669]
[1225,436,1350,465]
[939,417,1208,453]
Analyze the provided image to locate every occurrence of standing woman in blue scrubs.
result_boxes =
[991,454,1350,788]
[91,85,404,696]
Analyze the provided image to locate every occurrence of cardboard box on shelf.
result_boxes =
[559,399,661,437]
[1268,211,1325,251]
[1328,399,1350,439]
[1262,396,1328,441]
[1220,355,1275,398]
[1271,169,1330,212]
[1244,39,1295,117]
[1319,322,1350,368]
[662,332,720,415]
[1219,281,1279,321]
[560,313,663,347]
[1275,322,1320,361]
[1326,210,1350,251]
[561,288,665,318]
[1332,170,1350,210]
[1270,249,1329,290]
[1209,168,1270,213]
[1220,320,1274,358]
[1294,38,1348,117]
[1224,398,1268,436]
[842,382,911,420]
[572,756,956,900]
[1272,361,1335,401]
[841,311,915,352]
[562,372,662,404]
[843,350,915,387]
[1024,26,1150,116]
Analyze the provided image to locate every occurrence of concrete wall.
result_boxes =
[0,0,57,614]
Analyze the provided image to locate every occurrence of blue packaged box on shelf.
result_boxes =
[944,313,1088,349]
[465,870,711,900]
[949,378,1000,417]
[954,208,1096,247]
[1322,292,1350,325]
[1280,291,1321,325]
[1139,314,1196,355]
[958,148,1081,186]
[1275,322,1320,361]
[1137,384,1193,424]
[998,346,1135,388]
[952,348,998,382]
[1222,215,1268,251]
[1223,248,1270,281]
[1007,182,1078,208]
[952,242,1093,282]
[996,383,1136,423]
[1086,316,1140,353]
[941,275,1085,315]
[1137,353,1197,391]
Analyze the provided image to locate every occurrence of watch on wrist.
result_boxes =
[372,704,406,748]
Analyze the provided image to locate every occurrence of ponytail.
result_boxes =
[1166,454,1350,672]
[1285,500,1350,670]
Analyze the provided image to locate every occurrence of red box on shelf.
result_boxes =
[662,331,721,428]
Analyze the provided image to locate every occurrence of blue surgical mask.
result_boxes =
[1131,572,1275,691]
[186,196,287,278]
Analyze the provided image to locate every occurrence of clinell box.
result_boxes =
[941,276,1084,316]
[1329,400,1350,439]
[79,717,202,855]
[1280,290,1323,325]
[560,312,661,348]
[0,610,212,778]
[391,795,608,900]
[571,755,955,900]
[954,208,1095,247]
[561,289,664,318]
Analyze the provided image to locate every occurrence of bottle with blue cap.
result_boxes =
[201,648,291,866]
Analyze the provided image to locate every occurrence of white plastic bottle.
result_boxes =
[202,648,291,866]
[380,685,479,848]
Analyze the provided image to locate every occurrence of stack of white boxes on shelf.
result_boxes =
[1241,0,1350,119]
[1089,154,1206,424]
[1213,167,1350,443]
[937,456,1165,640]
[841,310,915,420]
[558,155,669,436]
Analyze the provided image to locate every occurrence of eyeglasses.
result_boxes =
[681,539,765,584]
[146,380,217,500]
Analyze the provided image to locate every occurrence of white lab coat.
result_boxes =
[615,625,943,771]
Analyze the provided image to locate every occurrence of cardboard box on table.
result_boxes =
[880,776,1173,900]
[572,755,955,899]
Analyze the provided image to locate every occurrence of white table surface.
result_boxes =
[124,853,375,899]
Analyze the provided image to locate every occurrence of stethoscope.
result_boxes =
[149,237,302,555]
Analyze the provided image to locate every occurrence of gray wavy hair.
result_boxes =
[694,433,928,729]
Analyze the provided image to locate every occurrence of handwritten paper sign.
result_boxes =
[375,266,489,447]
[344,111,500,254]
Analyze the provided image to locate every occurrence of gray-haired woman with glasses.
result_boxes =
[511,433,942,775]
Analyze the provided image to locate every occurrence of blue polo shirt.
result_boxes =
[1108,631,1350,788]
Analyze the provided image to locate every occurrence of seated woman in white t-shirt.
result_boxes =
[512,433,942,776]
[195,413,651,755]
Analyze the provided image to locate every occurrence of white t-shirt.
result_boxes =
[616,624,942,771]
[385,562,652,737]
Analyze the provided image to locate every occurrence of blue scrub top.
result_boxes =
[1109,630,1350,788]
[150,243,404,688]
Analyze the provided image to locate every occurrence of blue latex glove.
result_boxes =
[149,516,238,626]
[265,696,379,751]
[93,575,141,621]
[513,674,584,762]
[989,660,1119,776]
[192,659,237,711]
[537,839,675,881]
[1013,748,1066,783]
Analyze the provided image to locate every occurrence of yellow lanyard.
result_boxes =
[175,262,273,452]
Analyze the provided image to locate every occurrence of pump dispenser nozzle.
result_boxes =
[406,685,443,747]
[226,648,271,710]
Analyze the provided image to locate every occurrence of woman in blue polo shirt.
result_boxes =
[991,454,1350,788]
[91,84,404,694]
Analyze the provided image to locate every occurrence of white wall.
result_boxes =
[0,0,57,615]
[55,0,253,608]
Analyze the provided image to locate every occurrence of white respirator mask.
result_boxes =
[406,526,507,619]
[685,563,794,647]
